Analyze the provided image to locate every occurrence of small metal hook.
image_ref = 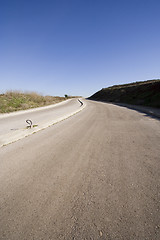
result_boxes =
[26,119,32,128]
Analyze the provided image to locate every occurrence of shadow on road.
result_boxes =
[86,98,160,120]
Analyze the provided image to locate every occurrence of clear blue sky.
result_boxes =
[0,0,160,97]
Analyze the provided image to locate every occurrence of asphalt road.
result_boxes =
[0,100,160,240]
[0,99,84,147]
[0,99,80,136]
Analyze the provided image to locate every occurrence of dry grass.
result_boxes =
[0,91,68,113]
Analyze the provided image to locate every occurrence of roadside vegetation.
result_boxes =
[89,79,160,108]
[0,91,69,113]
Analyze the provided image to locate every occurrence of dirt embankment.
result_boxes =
[89,79,160,108]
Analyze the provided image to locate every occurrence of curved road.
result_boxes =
[0,98,84,147]
[0,99,81,136]
[0,100,160,239]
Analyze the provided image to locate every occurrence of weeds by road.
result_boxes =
[0,91,67,113]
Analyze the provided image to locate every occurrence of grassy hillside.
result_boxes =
[89,79,160,108]
[0,91,67,113]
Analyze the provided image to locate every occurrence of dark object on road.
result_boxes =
[26,119,32,128]
[78,99,83,106]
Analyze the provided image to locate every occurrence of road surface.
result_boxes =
[0,100,160,239]
[0,98,84,147]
